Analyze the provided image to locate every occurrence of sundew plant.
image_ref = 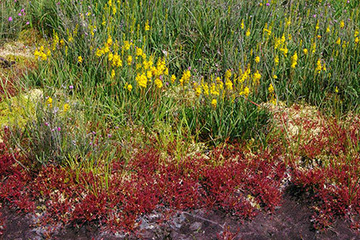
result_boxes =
[1,0,360,237]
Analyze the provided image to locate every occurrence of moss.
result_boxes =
[0,89,43,128]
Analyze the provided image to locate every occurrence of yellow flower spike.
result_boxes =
[270,98,277,105]
[136,47,143,56]
[315,59,322,73]
[136,73,147,88]
[225,79,233,91]
[40,53,47,61]
[340,20,345,28]
[286,17,291,27]
[274,55,279,66]
[335,86,339,93]
[78,56,83,63]
[253,71,261,85]
[147,70,153,79]
[303,48,308,55]
[127,55,133,65]
[225,69,232,79]
[96,48,103,57]
[241,19,244,29]
[63,103,70,113]
[145,20,150,31]
[171,75,176,83]
[336,37,341,45]
[123,41,130,50]
[211,99,217,108]
[255,56,260,64]
[315,20,319,31]
[268,83,274,94]
[47,97,53,107]
[291,52,298,69]
[111,69,115,78]
[108,52,114,61]
[107,36,113,46]
[34,49,40,58]
[155,78,163,89]
[246,28,250,37]
[127,84,133,92]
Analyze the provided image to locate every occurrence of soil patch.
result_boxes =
[1,192,358,240]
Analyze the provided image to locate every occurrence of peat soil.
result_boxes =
[1,189,359,240]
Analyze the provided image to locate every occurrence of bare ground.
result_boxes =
[1,189,359,240]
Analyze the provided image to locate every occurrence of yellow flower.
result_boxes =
[255,56,260,64]
[315,59,322,73]
[47,97,53,107]
[273,75,278,79]
[78,56,83,63]
[270,98,276,105]
[340,20,345,29]
[171,75,176,83]
[225,69,232,79]
[280,46,288,56]
[127,55,133,65]
[246,28,250,37]
[123,41,131,51]
[355,37,359,44]
[274,55,279,66]
[34,49,40,58]
[335,86,339,93]
[241,19,244,29]
[240,87,250,98]
[63,103,70,113]
[107,36,113,46]
[154,78,163,89]
[291,52,298,69]
[127,84,133,92]
[210,83,220,96]
[225,79,233,91]
[136,47,143,56]
[253,71,261,85]
[336,38,341,45]
[96,48,104,57]
[136,73,147,88]
[211,99,217,108]
[145,20,150,31]
[179,69,191,86]
[147,70,153,79]
[268,83,274,94]
[111,69,115,78]
[303,48,308,55]
[112,54,122,67]
[108,52,114,61]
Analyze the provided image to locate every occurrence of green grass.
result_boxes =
[1,0,360,167]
